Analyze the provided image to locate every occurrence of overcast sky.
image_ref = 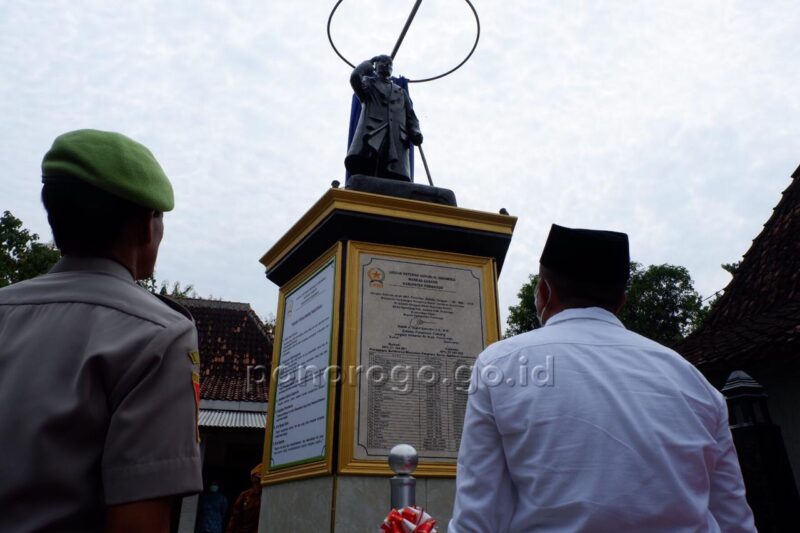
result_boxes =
[2,1,799,330]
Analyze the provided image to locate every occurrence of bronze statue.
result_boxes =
[345,55,423,182]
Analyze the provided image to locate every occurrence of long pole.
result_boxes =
[417,144,434,186]
[390,0,423,60]
[391,0,433,186]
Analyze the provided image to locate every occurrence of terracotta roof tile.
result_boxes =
[179,298,272,402]
[677,165,800,376]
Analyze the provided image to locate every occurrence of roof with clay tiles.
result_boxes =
[677,165,800,379]
[179,298,272,402]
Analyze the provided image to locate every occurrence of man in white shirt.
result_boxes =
[450,224,755,532]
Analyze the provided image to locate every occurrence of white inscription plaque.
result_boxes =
[270,259,335,469]
[354,254,485,461]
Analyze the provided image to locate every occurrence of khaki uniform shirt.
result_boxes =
[0,257,203,532]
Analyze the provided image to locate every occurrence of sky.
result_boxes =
[2,1,799,330]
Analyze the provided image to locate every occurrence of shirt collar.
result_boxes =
[50,256,136,283]
[544,306,625,329]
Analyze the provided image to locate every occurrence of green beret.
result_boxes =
[41,129,174,212]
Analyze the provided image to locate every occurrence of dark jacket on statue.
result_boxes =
[345,61,421,182]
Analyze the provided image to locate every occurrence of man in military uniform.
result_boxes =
[451,224,755,532]
[345,54,423,182]
[0,129,203,532]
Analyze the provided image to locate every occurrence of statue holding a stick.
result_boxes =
[345,53,424,183]
[329,0,480,191]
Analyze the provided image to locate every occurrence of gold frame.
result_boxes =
[261,243,343,485]
[260,188,516,272]
[338,241,500,477]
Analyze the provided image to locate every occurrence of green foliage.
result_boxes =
[262,313,276,343]
[619,262,706,345]
[505,273,542,337]
[0,211,60,288]
[138,276,198,298]
[721,261,741,276]
[690,261,738,326]
[505,262,708,345]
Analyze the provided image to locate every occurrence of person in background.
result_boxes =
[226,465,263,533]
[196,482,228,533]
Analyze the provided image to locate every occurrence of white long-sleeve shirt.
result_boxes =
[450,307,755,532]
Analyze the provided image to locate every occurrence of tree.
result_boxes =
[721,261,741,276]
[138,276,198,298]
[505,262,707,345]
[262,313,276,344]
[505,273,542,337]
[694,261,739,325]
[0,211,60,288]
[619,263,705,345]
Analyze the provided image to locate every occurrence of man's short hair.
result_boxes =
[41,180,150,255]
[540,265,626,312]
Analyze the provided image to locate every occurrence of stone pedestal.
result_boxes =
[257,187,515,530]
[258,476,456,532]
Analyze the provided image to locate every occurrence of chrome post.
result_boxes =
[388,444,418,510]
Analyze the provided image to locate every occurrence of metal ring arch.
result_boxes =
[326,0,480,83]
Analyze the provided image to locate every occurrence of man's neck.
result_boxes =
[543,304,618,325]
[61,251,134,276]
[540,305,563,326]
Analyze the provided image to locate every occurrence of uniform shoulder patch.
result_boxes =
[188,349,201,443]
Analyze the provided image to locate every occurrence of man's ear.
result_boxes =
[131,210,156,246]
[535,276,550,310]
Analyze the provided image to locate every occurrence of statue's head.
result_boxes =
[371,55,393,78]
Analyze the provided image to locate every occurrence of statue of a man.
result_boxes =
[345,55,423,182]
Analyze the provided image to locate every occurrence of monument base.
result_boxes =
[258,188,516,533]
[258,475,455,532]
[346,174,457,206]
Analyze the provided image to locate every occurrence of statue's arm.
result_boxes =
[349,60,374,101]
[405,91,423,145]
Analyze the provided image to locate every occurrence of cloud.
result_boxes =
[1,0,799,332]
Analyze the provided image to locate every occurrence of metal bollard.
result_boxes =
[388,444,418,510]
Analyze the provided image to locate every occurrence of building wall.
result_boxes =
[755,356,800,490]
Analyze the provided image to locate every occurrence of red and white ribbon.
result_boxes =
[380,506,438,533]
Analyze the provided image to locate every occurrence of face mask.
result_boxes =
[210,485,219,493]
[535,278,551,326]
